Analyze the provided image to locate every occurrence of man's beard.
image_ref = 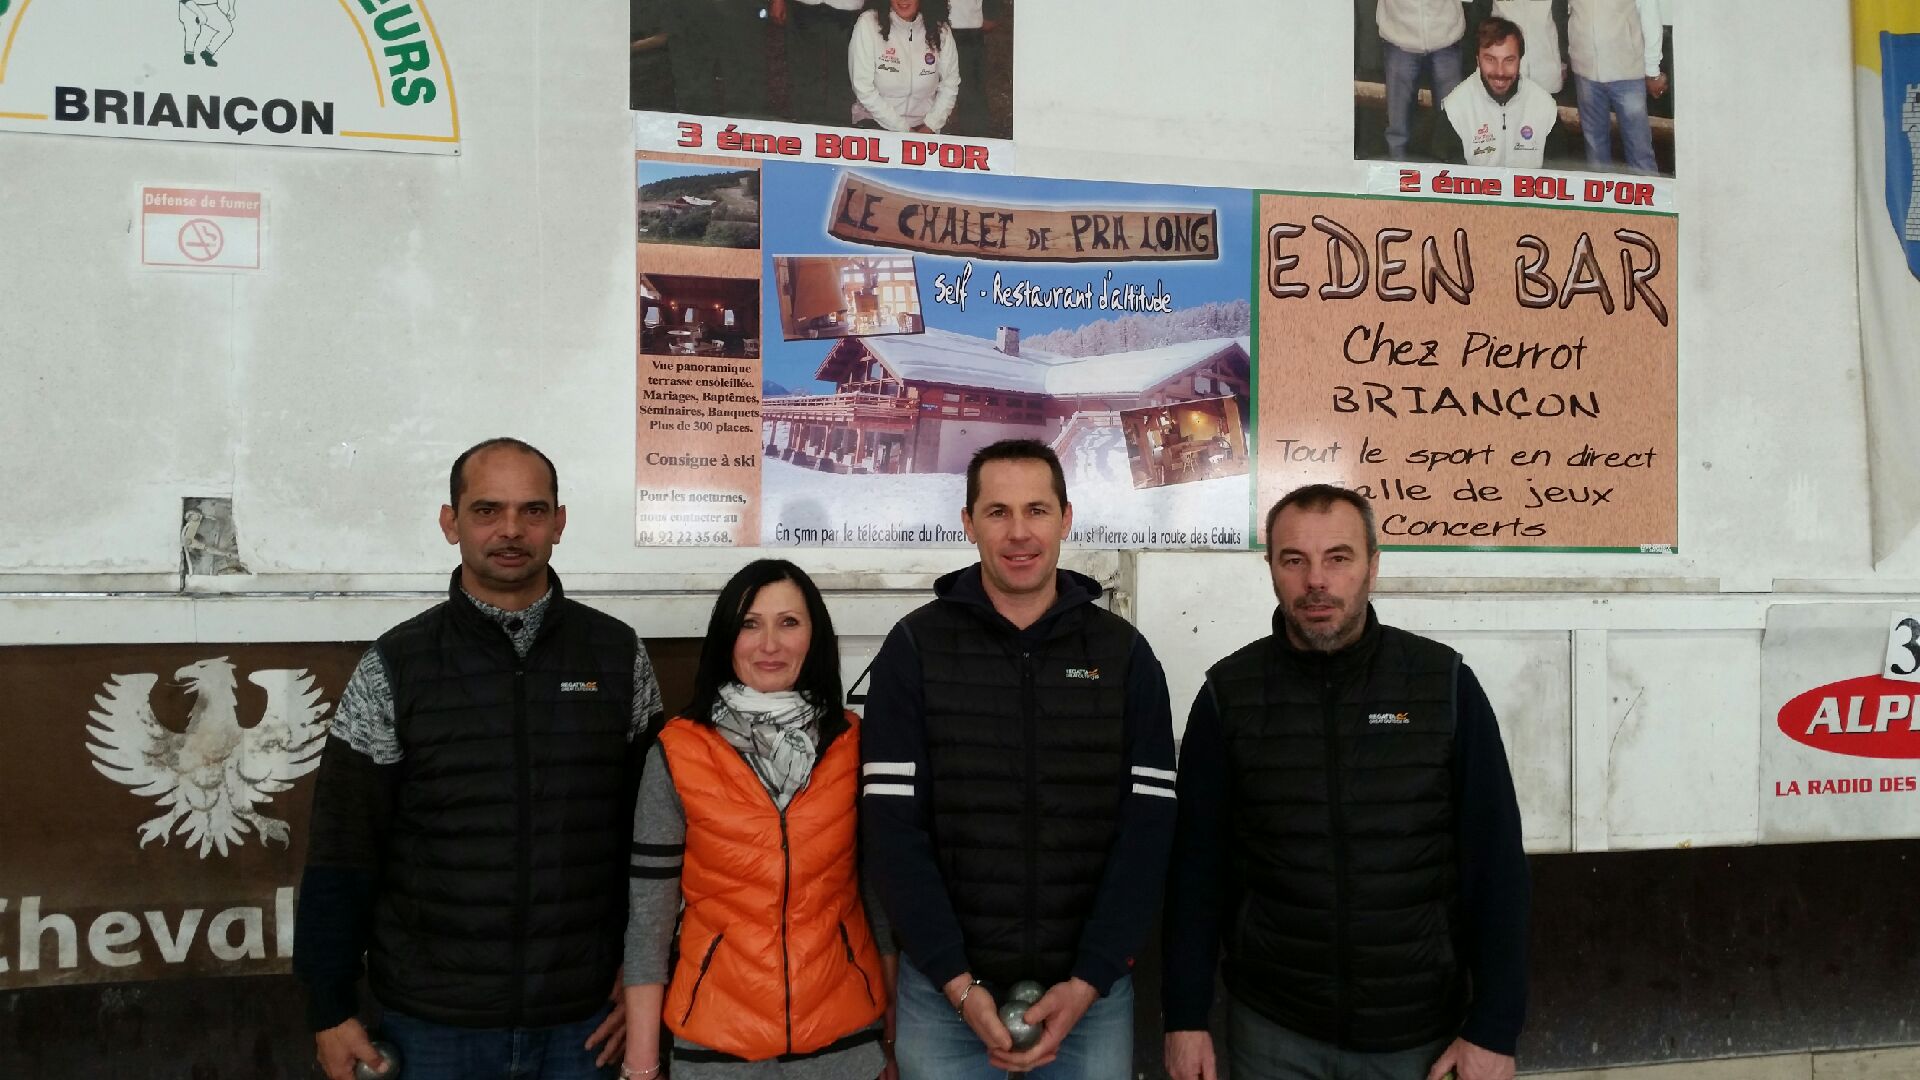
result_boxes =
[1482,72,1518,104]
[1280,591,1367,652]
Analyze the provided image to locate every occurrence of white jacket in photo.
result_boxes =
[849,10,960,132]
[1568,0,1666,83]
[1491,0,1565,94]
[1442,74,1559,168]
[1376,0,1469,54]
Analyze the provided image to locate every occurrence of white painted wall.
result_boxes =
[0,2,1904,851]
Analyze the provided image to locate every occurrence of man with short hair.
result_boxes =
[1162,484,1529,1080]
[1439,17,1558,167]
[1375,0,1473,159]
[295,438,665,1080]
[1567,0,1668,173]
[1491,0,1568,96]
[862,438,1177,1079]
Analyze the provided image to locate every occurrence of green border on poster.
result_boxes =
[1245,187,1678,556]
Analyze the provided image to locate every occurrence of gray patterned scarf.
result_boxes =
[711,683,823,810]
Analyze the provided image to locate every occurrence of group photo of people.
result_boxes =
[630,0,1015,140]
[296,436,1526,1080]
[1354,0,1678,176]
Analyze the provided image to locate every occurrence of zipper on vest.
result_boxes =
[681,931,726,1024]
[1322,667,1354,1045]
[511,664,532,1026]
[779,808,794,1054]
[1021,649,1038,977]
[840,921,876,1006]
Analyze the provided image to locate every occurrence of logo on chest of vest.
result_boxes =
[560,680,600,693]
[1368,711,1411,725]
[1064,667,1101,681]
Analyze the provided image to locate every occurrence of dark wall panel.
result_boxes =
[5,839,1918,1077]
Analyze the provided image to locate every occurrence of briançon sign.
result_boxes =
[0,0,458,154]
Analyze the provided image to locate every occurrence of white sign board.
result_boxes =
[140,187,262,271]
[1760,604,1920,843]
[0,1,459,154]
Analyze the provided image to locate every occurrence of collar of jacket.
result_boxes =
[443,566,568,641]
[931,563,1103,639]
[1269,603,1383,678]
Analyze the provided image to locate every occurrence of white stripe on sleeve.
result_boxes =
[1131,765,1177,782]
[863,761,917,777]
[1131,782,1177,799]
[863,783,916,797]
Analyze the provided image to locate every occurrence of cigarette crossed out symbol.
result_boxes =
[177,217,225,262]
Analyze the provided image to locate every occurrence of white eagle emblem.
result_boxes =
[86,657,331,857]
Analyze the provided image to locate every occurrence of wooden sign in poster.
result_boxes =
[1255,192,1678,551]
[828,173,1220,263]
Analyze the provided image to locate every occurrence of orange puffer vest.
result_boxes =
[658,711,886,1060]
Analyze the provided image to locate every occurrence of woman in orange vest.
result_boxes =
[622,559,895,1080]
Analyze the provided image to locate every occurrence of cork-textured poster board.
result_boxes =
[1254,192,1679,551]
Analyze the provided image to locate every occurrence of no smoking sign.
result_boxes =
[141,187,262,271]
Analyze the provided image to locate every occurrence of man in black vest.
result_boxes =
[295,438,664,1080]
[862,439,1177,1079]
[1162,484,1529,1080]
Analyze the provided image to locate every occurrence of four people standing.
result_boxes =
[298,438,1530,1080]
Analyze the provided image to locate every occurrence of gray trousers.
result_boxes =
[1228,997,1451,1080]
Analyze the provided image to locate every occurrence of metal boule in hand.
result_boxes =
[353,1041,402,1080]
[998,1000,1041,1050]
[1007,980,1044,1005]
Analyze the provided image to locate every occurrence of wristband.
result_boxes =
[953,977,986,1018]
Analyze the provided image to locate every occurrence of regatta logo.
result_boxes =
[1064,668,1100,681]
[1368,711,1411,725]
[560,681,599,693]
[1777,675,1920,759]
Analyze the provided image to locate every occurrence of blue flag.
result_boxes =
[1883,32,1920,280]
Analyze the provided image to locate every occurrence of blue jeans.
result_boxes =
[1227,997,1450,1080]
[1574,75,1657,173]
[893,959,1133,1080]
[1381,39,1463,159]
[380,1004,617,1080]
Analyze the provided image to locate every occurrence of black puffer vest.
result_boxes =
[1209,608,1463,1052]
[904,568,1134,988]
[369,571,637,1027]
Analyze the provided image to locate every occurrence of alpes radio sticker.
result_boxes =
[0,0,459,154]
[1776,613,1920,760]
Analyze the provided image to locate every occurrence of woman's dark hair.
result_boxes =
[865,0,948,53]
[683,559,844,732]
